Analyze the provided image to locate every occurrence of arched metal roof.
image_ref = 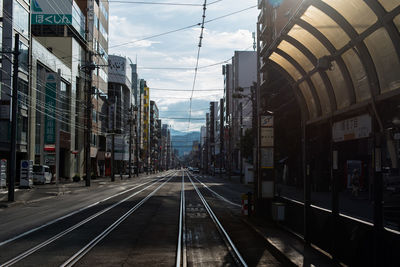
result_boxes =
[263,0,400,123]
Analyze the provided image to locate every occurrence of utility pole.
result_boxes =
[220,98,224,179]
[128,105,133,178]
[136,105,139,177]
[55,69,61,189]
[8,33,20,202]
[111,97,116,182]
[85,51,94,187]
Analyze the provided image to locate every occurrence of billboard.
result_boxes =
[31,0,72,25]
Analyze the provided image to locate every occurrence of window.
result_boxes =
[19,41,29,73]
[99,20,108,41]
[92,109,97,123]
[13,1,29,38]
[94,13,99,29]
[60,81,71,132]
[99,1,109,21]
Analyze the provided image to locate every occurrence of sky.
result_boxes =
[108,0,259,132]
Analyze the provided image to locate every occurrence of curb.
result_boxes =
[240,217,298,267]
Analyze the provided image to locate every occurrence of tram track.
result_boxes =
[0,171,177,267]
[176,171,248,267]
[61,173,176,267]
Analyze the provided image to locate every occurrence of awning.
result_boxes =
[261,0,400,123]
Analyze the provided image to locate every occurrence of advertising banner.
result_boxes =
[44,72,57,146]
[31,0,72,25]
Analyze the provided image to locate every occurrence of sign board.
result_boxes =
[261,115,274,127]
[44,154,56,165]
[0,159,6,188]
[20,160,33,188]
[262,181,274,198]
[0,102,10,120]
[44,72,57,145]
[261,127,274,147]
[261,148,274,168]
[332,114,372,142]
[31,0,72,25]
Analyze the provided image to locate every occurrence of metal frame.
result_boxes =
[284,35,338,112]
[268,61,309,121]
[275,48,322,117]
[264,0,400,125]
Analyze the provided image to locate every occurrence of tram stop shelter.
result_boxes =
[258,0,400,266]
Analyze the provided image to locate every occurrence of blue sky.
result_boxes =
[108,0,259,132]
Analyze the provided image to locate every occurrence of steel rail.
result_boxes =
[1,172,176,267]
[192,175,241,207]
[186,171,248,267]
[60,173,177,267]
[0,171,173,248]
[176,171,187,267]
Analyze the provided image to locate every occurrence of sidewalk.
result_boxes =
[241,216,336,267]
[0,174,143,208]
[202,172,335,266]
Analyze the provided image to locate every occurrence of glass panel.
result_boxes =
[378,0,400,12]
[269,52,302,81]
[287,24,330,59]
[322,0,377,34]
[325,61,351,109]
[299,81,318,119]
[364,27,400,93]
[278,40,314,72]
[301,5,350,50]
[342,49,371,102]
[310,73,331,115]
[395,14,400,32]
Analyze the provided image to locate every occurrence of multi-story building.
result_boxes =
[107,55,132,174]
[29,0,89,180]
[142,83,150,171]
[28,0,109,179]
[0,0,31,182]
[223,51,257,175]
[149,100,159,171]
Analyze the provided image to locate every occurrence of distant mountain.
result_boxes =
[171,130,200,157]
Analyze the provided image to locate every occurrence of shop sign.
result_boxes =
[44,154,55,165]
[20,160,33,187]
[261,127,274,147]
[0,159,7,188]
[261,148,274,168]
[44,73,57,145]
[332,114,372,142]
[32,0,72,25]
[260,115,273,127]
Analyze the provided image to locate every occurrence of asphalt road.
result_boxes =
[0,170,283,266]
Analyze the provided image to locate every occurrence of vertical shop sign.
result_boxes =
[44,72,57,145]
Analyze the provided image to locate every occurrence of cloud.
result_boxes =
[108,1,257,132]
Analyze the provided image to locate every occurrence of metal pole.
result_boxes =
[85,51,93,187]
[8,33,20,202]
[256,21,262,210]
[111,97,116,182]
[128,106,132,178]
[136,107,139,177]
[55,69,61,189]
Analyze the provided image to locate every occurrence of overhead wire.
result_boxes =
[187,0,207,130]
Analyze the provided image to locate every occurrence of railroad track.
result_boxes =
[176,171,247,267]
[0,171,177,267]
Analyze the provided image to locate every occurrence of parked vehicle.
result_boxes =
[192,167,200,173]
[33,165,52,184]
